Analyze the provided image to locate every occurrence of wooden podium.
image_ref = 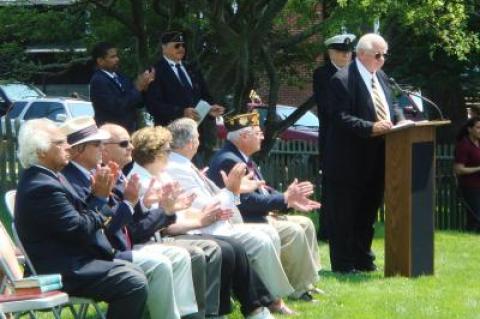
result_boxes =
[384,120,450,277]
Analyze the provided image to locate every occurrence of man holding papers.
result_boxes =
[323,33,405,274]
[145,31,224,161]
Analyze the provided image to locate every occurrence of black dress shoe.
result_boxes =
[355,263,378,272]
[333,268,359,275]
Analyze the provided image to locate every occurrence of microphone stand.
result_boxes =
[389,78,445,120]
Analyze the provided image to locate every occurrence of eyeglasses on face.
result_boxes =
[374,52,388,60]
[174,43,185,49]
[105,140,131,148]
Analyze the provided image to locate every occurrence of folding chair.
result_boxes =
[4,190,106,319]
[0,219,69,318]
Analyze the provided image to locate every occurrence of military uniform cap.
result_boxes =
[161,31,185,44]
[324,33,356,51]
[224,112,260,132]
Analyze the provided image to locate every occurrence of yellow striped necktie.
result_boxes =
[371,77,388,121]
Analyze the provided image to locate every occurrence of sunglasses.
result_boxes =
[174,43,185,49]
[374,52,388,60]
[106,140,131,148]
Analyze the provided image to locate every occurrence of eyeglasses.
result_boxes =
[374,52,388,60]
[174,43,185,49]
[105,140,131,148]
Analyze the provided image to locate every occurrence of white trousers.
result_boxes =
[133,243,198,319]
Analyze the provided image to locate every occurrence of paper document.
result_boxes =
[389,120,416,133]
[195,100,212,124]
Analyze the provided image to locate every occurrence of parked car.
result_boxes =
[0,82,46,116]
[1,97,94,136]
[216,104,319,143]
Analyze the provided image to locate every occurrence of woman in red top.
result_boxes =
[454,116,480,232]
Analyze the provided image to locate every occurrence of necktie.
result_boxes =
[175,64,192,89]
[371,77,388,121]
[112,73,122,88]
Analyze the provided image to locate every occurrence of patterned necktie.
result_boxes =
[175,64,192,89]
[371,77,388,121]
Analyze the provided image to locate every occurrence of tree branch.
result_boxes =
[273,21,325,50]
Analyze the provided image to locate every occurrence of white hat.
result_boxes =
[324,33,356,51]
[60,116,110,147]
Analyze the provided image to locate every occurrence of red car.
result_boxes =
[216,104,319,143]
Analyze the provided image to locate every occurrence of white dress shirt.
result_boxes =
[355,57,391,121]
[164,56,193,87]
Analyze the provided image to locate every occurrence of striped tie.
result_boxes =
[371,77,387,121]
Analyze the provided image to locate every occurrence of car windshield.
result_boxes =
[67,102,94,117]
[276,107,319,128]
[0,84,44,100]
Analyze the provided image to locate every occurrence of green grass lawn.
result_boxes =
[10,225,480,319]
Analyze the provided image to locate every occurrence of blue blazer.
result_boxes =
[14,166,117,292]
[61,163,132,261]
[323,60,404,187]
[89,69,143,133]
[208,141,287,223]
[110,176,176,245]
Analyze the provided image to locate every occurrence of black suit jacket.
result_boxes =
[145,57,214,126]
[208,141,287,223]
[313,60,338,161]
[89,69,143,133]
[109,171,176,245]
[61,163,132,260]
[14,166,117,292]
[145,58,217,148]
[323,60,404,187]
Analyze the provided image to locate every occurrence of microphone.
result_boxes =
[388,77,445,120]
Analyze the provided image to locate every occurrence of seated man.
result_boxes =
[14,118,148,319]
[59,116,198,319]
[99,123,228,318]
[208,112,323,301]
[102,123,281,318]
[128,125,297,316]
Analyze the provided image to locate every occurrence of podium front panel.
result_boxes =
[411,142,435,276]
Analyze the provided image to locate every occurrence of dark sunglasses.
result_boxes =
[106,140,131,148]
[374,52,388,60]
[174,43,185,49]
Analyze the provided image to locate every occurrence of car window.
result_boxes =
[276,108,319,127]
[67,102,94,118]
[23,102,65,121]
[0,84,44,101]
[7,102,28,119]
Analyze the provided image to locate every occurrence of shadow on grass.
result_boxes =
[319,269,383,283]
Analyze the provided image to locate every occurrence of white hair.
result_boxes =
[356,33,388,53]
[167,117,198,150]
[17,119,57,168]
[226,126,254,142]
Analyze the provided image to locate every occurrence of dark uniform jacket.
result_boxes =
[323,60,404,188]
[208,141,287,223]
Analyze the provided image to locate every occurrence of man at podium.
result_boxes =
[323,33,405,274]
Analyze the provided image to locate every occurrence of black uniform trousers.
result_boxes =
[69,259,148,319]
[197,234,274,316]
[325,179,383,272]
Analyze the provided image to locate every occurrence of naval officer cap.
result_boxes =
[324,33,356,51]
[161,31,185,44]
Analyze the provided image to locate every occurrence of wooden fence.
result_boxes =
[0,119,468,231]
